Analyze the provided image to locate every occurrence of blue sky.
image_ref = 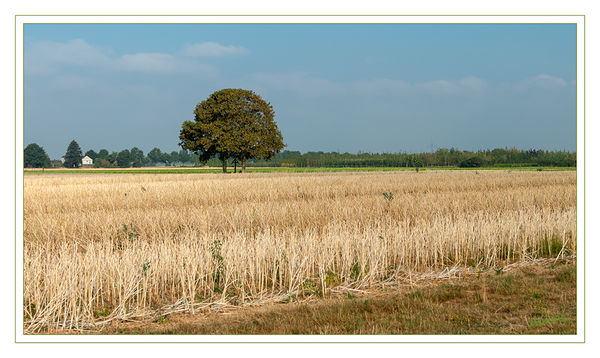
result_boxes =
[24,24,576,159]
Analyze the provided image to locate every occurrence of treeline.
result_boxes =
[25,142,576,169]
[84,147,196,168]
[244,148,576,168]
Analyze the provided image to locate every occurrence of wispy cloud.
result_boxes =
[249,73,487,97]
[514,74,568,90]
[26,39,110,75]
[25,39,239,76]
[181,42,248,57]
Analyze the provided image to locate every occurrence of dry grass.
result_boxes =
[23,170,576,333]
[98,259,577,335]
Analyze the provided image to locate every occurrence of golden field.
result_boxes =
[23,170,576,332]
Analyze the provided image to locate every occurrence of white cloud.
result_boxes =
[416,79,457,94]
[181,42,247,57]
[26,39,111,75]
[459,76,488,91]
[514,74,568,90]
[25,39,228,76]
[248,73,487,97]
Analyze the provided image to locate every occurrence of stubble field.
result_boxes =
[23,170,576,333]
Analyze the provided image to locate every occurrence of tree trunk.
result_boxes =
[241,156,247,173]
[234,160,237,173]
[222,157,227,173]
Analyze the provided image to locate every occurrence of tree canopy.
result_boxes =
[116,149,131,168]
[63,140,83,168]
[179,88,285,172]
[84,150,98,160]
[24,143,51,168]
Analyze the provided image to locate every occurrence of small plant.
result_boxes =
[210,239,225,289]
[154,315,168,324]
[93,306,111,318]
[301,278,322,297]
[123,223,139,243]
[141,260,151,277]
[324,270,340,287]
[495,268,504,275]
[382,192,394,202]
[141,186,147,191]
[350,262,362,280]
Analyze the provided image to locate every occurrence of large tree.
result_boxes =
[179,88,285,173]
[24,143,51,168]
[63,140,83,168]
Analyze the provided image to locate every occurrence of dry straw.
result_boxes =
[23,170,576,332]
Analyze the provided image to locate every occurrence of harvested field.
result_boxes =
[23,170,576,332]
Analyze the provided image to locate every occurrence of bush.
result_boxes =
[458,157,483,168]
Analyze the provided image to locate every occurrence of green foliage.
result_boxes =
[93,306,111,318]
[122,223,139,242]
[554,266,576,283]
[97,149,109,160]
[116,149,131,168]
[301,278,322,297]
[141,260,151,277]
[63,140,83,168]
[130,147,144,164]
[382,192,394,202]
[84,149,98,160]
[324,270,340,287]
[349,262,362,280]
[210,239,225,290]
[169,151,180,165]
[147,147,164,164]
[24,143,51,168]
[459,156,484,168]
[93,158,112,168]
[180,88,285,172]
[178,149,191,163]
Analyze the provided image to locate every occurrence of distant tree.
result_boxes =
[160,152,171,165]
[147,147,163,164]
[24,143,51,168]
[108,151,119,166]
[97,149,109,160]
[63,140,83,168]
[94,158,112,168]
[178,149,191,164]
[84,149,98,160]
[180,88,285,173]
[130,147,144,163]
[170,151,179,165]
[116,149,131,168]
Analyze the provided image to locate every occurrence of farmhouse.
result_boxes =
[81,156,93,166]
